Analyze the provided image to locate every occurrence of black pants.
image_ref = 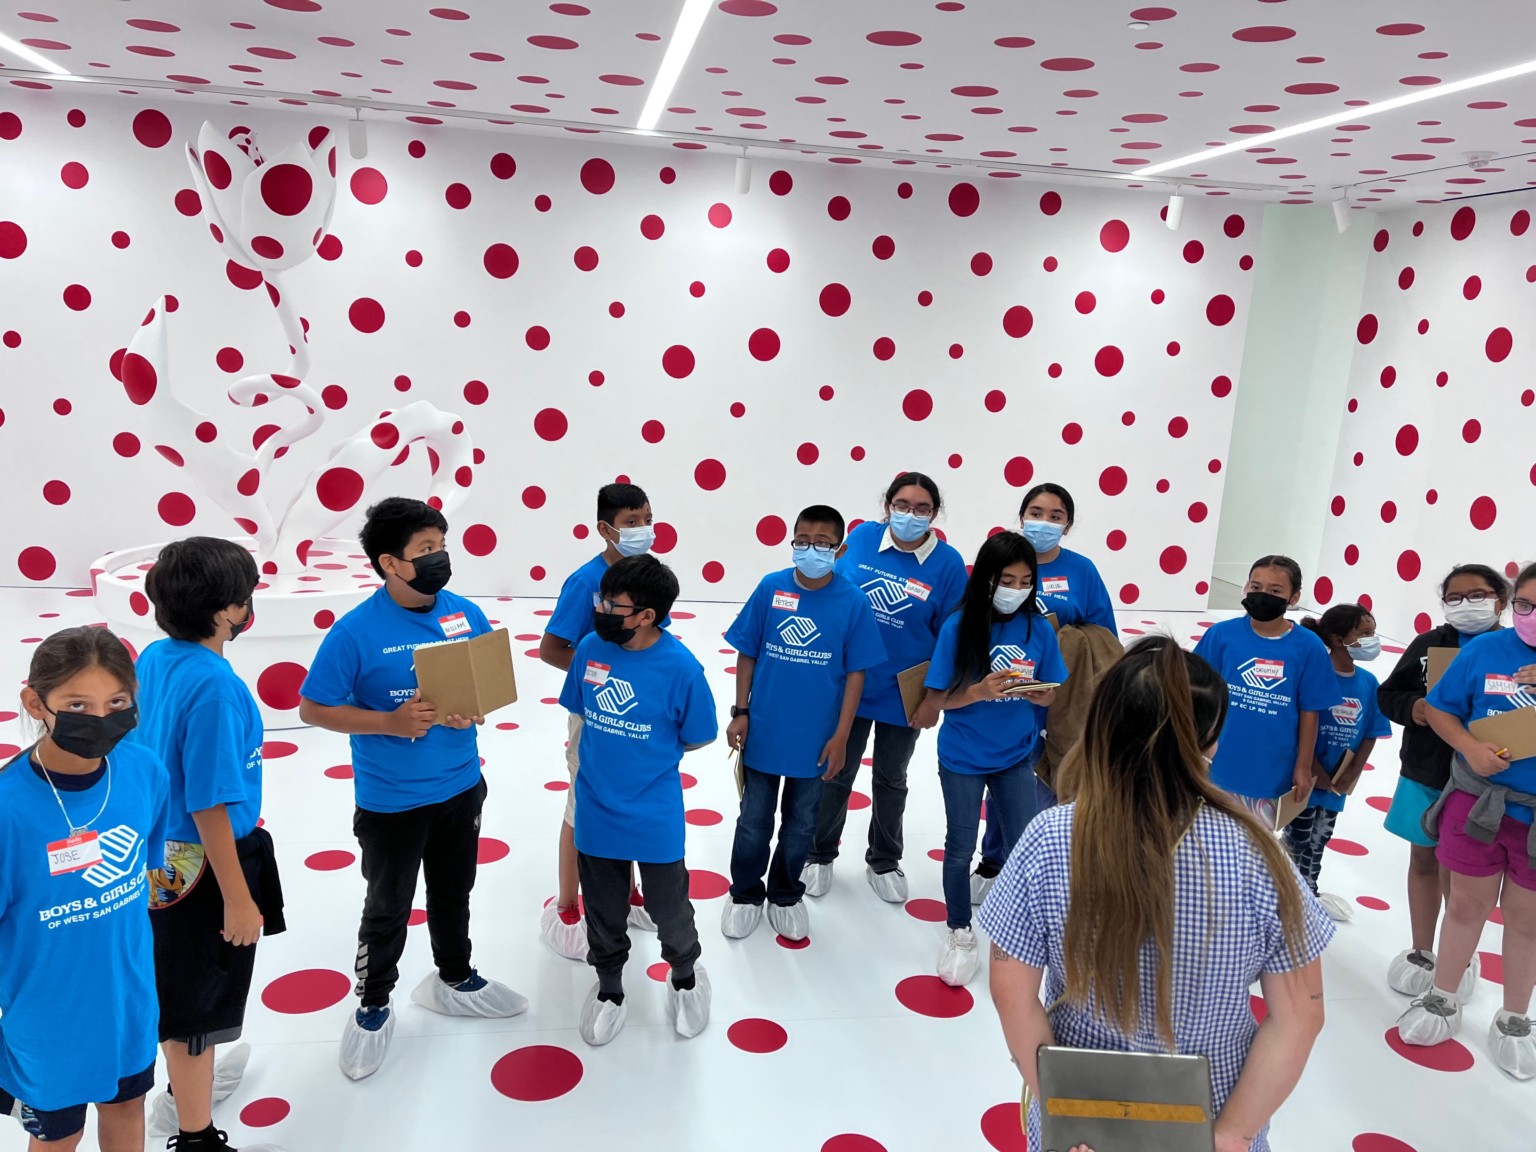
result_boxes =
[578,853,700,995]
[807,715,921,872]
[352,776,486,1007]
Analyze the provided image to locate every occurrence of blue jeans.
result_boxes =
[729,765,825,905]
[980,771,1055,870]
[940,760,1036,929]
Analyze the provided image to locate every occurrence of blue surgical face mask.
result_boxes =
[1018,520,1065,554]
[608,525,655,558]
[1347,636,1382,662]
[792,545,837,580]
[888,511,931,543]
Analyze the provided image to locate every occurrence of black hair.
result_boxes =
[946,531,1039,692]
[597,482,650,525]
[1249,554,1303,597]
[145,537,260,641]
[1019,482,1076,525]
[794,504,846,542]
[1441,563,1512,602]
[1300,603,1373,650]
[361,497,449,578]
[599,554,679,623]
[1516,563,1536,597]
[27,626,138,702]
[882,471,942,516]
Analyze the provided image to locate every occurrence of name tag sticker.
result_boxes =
[1011,658,1037,681]
[772,591,800,612]
[1486,675,1519,696]
[904,578,932,602]
[1041,577,1070,595]
[1253,659,1285,680]
[584,661,611,687]
[439,612,471,638]
[47,831,102,877]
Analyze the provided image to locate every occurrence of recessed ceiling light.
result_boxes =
[637,0,714,131]
[1128,21,1151,30]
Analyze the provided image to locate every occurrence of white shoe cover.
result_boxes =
[666,966,712,1039]
[579,985,627,1047]
[410,970,529,1019]
[1461,952,1481,1001]
[1490,1011,1536,1080]
[1397,991,1462,1046]
[1388,949,1437,997]
[628,900,657,932]
[766,901,809,942]
[340,1003,395,1081]
[970,872,996,907]
[1317,892,1355,922]
[938,927,980,987]
[540,901,589,961]
[147,1042,252,1137]
[720,900,762,939]
[801,862,833,898]
[866,866,908,903]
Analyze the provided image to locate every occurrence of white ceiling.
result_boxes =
[5,0,1536,205]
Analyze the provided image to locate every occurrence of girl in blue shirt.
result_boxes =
[0,627,169,1151]
[923,531,1066,987]
[802,471,969,905]
[1288,605,1392,923]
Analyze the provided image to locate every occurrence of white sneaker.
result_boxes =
[1461,952,1481,1001]
[866,866,908,903]
[666,966,712,1039]
[540,901,588,961]
[1490,1010,1536,1080]
[628,897,657,933]
[720,899,763,939]
[579,984,627,1047]
[801,861,833,897]
[766,901,809,941]
[937,927,980,987]
[340,1002,394,1081]
[969,871,996,907]
[1397,990,1463,1046]
[147,1043,252,1137]
[410,969,529,1019]
[1317,892,1354,922]
[1388,949,1437,997]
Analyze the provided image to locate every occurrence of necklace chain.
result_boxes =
[34,742,113,836]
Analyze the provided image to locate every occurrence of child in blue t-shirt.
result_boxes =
[559,555,718,1047]
[538,482,669,960]
[135,537,285,1150]
[0,627,169,1150]
[720,505,886,943]
[1400,561,1536,1080]
[803,471,969,906]
[1193,555,1338,828]
[922,530,1067,987]
[1286,605,1392,923]
[300,498,527,1083]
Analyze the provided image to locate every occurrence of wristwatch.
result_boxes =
[730,706,749,719]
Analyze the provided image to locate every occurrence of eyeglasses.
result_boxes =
[1443,591,1497,606]
[1514,599,1535,617]
[890,500,934,517]
[792,541,837,553]
[591,594,641,617]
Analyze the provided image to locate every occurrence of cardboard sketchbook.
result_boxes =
[412,628,517,722]
[1327,748,1364,796]
[1469,707,1536,762]
[1002,680,1062,697]
[897,662,931,725]
[1273,788,1311,832]
[731,748,746,800]
[1425,647,1460,690]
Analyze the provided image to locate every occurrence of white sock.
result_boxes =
[1496,1007,1530,1025]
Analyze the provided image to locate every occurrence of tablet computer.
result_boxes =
[1036,1046,1215,1152]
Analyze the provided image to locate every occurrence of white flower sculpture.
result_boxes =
[118,121,475,575]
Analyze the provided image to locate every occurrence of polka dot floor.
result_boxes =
[0,590,1522,1152]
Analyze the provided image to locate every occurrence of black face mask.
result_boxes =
[228,603,254,641]
[1242,591,1289,623]
[593,610,639,646]
[398,550,452,597]
[47,706,138,760]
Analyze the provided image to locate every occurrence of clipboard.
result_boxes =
[1273,788,1311,831]
[730,747,745,799]
[1327,748,1364,796]
[1425,647,1459,690]
[1036,1046,1214,1152]
[1469,707,1536,762]
[897,662,931,725]
[412,628,518,722]
[1002,680,1062,697]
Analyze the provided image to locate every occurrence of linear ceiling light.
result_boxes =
[636,0,713,131]
[0,29,69,74]
[1137,55,1536,176]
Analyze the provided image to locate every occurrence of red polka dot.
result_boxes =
[895,975,973,1018]
[260,164,312,216]
[350,167,387,204]
[1357,896,1391,911]
[1487,327,1513,362]
[1095,345,1124,376]
[580,158,615,194]
[1450,205,1476,240]
[902,389,933,421]
[349,298,384,333]
[257,662,308,710]
[1206,294,1236,325]
[948,182,979,217]
[463,524,498,556]
[646,962,670,982]
[979,1102,1029,1152]
[848,790,871,811]
[305,849,355,871]
[684,809,723,827]
[662,345,695,379]
[728,1018,788,1053]
[1002,305,1033,338]
[777,933,810,950]
[1384,1027,1474,1071]
[324,764,353,781]
[1160,546,1187,574]
[1395,425,1419,456]
[534,408,568,441]
[688,869,730,899]
[1352,1137,1417,1152]
[1004,457,1034,487]
[239,1098,291,1128]
[158,492,196,526]
[827,196,851,221]
[1470,496,1497,530]
[1396,550,1421,582]
[1099,219,1130,253]
[17,546,57,582]
[709,203,733,228]
[478,837,510,865]
[1251,994,1268,1023]
[316,468,364,512]
[262,742,298,760]
[261,969,351,1014]
[132,109,172,148]
[483,243,519,278]
[1099,466,1128,496]
[695,459,726,491]
[1326,838,1369,856]
[748,328,780,361]
[756,516,786,545]
[904,898,946,922]
[819,283,851,317]
[491,1045,583,1102]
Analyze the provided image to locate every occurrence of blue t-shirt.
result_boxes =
[132,639,264,843]
[0,741,169,1111]
[1310,666,1392,814]
[1194,617,1339,801]
[925,609,1070,774]
[1427,627,1536,824]
[724,569,887,779]
[1036,548,1118,635]
[301,587,489,813]
[837,521,969,726]
[560,631,717,863]
[545,553,671,645]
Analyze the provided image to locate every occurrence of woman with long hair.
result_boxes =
[979,636,1333,1152]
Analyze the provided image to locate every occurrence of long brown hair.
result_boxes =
[1056,635,1309,1046]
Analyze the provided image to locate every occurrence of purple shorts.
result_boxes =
[1436,788,1536,892]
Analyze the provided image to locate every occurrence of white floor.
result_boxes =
[0,590,1521,1152]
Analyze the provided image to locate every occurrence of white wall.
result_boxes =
[1213,205,1373,600]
